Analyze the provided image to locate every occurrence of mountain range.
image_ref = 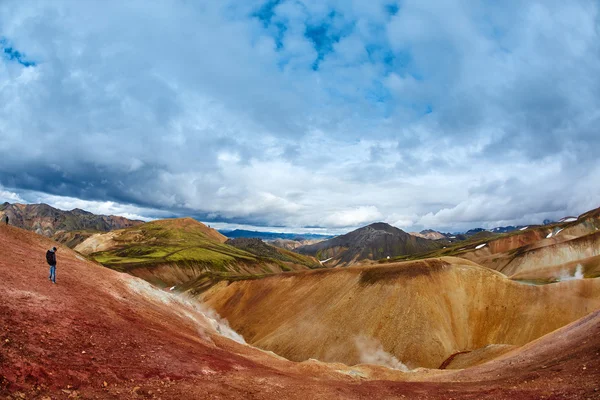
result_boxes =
[0,202,142,246]
[220,229,332,241]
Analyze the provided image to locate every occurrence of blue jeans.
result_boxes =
[49,265,56,283]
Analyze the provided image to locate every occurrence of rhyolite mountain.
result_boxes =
[0,202,143,241]
[296,222,442,266]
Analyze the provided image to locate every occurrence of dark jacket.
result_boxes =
[46,250,56,266]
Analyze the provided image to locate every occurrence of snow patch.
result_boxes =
[336,369,368,378]
[475,243,487,250]
[519,226,528,231]
[546,228,563,238]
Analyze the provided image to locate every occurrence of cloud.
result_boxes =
[3,186,168,222]
[1,0,599,233]
[323,206,383,228]
[0,186,25,203]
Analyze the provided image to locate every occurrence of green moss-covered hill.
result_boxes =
[76,218,320,287]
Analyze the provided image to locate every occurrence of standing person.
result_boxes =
[46,246,57,284]
[4,215,8,225]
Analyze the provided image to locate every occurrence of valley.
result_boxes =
[2,205,600,399]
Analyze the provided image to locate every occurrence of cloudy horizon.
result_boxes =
[1,1,599,234]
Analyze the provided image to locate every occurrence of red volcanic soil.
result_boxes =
[1,225,600,399]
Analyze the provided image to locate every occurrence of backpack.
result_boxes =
[46,250,55,265]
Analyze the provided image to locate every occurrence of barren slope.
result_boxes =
[197,257,600,369]
[465,231,600,281]
[0,225,392,399]
[454,212,600,282]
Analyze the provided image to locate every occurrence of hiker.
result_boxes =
[4,215,8,225]
[46,247,57,284]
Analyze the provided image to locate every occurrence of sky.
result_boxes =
[1,0,600,234]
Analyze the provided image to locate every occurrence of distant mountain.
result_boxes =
[220,229,332,241]
[488,225,529,234]
[267,238,325,250]
[440,225,529,240]
[410,226,528,242]
[0,202,143,245]
[410,229,447,240]
[225,238,320,269]
[463,227,486,236]
[296,222,442,266]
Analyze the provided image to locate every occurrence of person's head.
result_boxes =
[52,246,57,252]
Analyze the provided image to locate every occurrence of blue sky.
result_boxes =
[1,0,600,234]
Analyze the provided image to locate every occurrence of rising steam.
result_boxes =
[354,336,409,372]
[124,278,246,344]
[558,264,585,282]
